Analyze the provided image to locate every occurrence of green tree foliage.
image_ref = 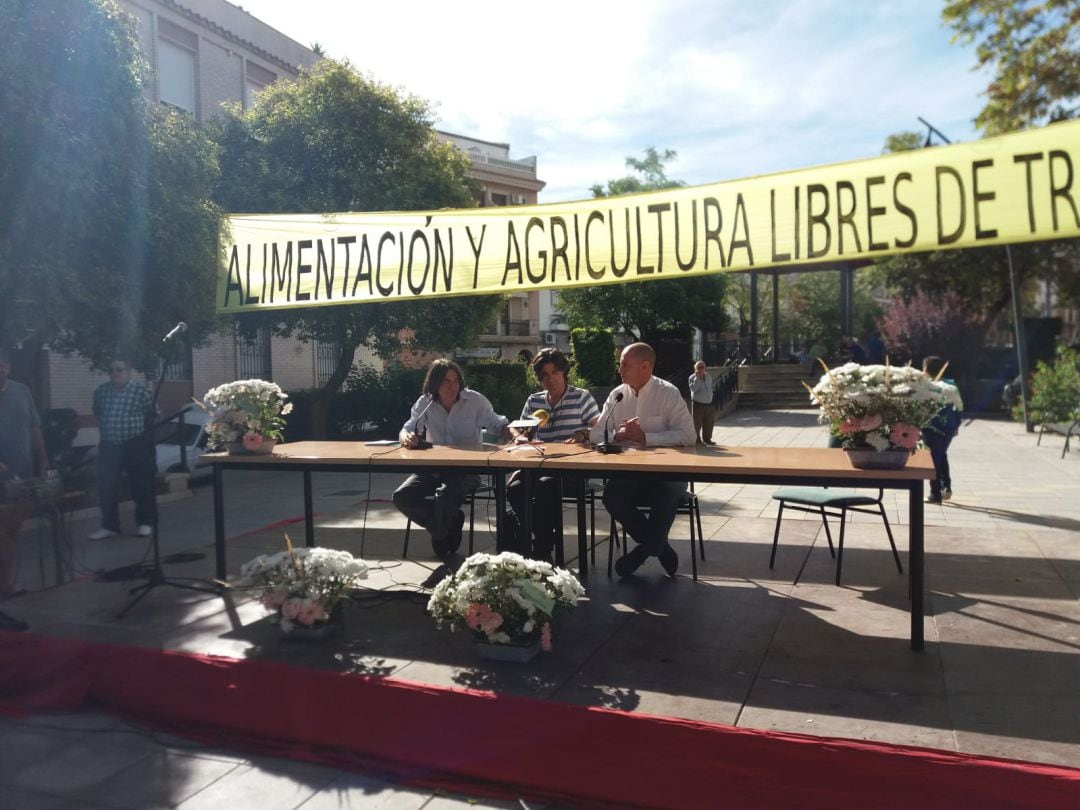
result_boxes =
[943,0,1080,134]
[569,328,618,388]
[212,60,504,436]
[882,131,924,153]
[557,149,727,345]
[0,0,220,372]
[1020,344,1080,424]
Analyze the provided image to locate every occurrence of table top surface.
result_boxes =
[203,441,934,480]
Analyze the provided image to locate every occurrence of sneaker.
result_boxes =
[659,546,679,578]
[942,489,952,501]
[88,528,120,541]
[136,525,153,537]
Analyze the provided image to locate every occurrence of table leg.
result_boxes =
[554,476,565,567]
[303,470,315,547]
[493,470,506,547]
[576,477,588,577]
[909,479,924,651]
[521,470,534,557]
[213,464,226,580]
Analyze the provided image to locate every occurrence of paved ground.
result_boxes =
[2,409,1078,808]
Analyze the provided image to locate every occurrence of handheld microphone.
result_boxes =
[162,322,187,343]
[596,392,625,454]
[411,394,436,450]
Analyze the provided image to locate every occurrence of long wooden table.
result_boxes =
[204,441,934,649]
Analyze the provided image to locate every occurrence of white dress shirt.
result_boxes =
[589,376,696,448]
[403,389,508,448]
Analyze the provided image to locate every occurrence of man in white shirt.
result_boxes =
[590,343,696,577]
[688,360,715,445]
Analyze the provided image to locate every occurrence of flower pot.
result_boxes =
[280,605,343,640]
[473,638,541,663]
[844,447,911,470]
[226,438,277,456]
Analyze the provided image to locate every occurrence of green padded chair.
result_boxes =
[769,487,901,585]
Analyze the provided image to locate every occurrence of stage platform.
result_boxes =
[2,411,1078,808]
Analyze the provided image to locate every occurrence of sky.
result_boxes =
[235,0,990,203]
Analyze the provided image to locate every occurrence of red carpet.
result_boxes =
[1,630,1077,809]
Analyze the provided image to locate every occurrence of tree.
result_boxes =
[212,60,504,436]
[0,0,221,373]
[557,149,728,352]
[943,0,1080,134]
[877,289,982,377]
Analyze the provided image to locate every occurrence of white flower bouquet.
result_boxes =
[427,552,585,651]
[808,361,962,451]
[241,542,368,631]
[199,379,292,451]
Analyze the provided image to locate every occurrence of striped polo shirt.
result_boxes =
[520,386,600,442]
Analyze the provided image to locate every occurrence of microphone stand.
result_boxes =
[596,392,625,454]
[411,394,436,450]
[116,335,222,618]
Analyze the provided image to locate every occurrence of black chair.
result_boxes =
[402,479,495,558]
[607,482,704,580]
[769,487,902,585]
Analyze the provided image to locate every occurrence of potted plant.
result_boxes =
[807,361,961,469]
[427,552,586,662]
[199,379,292,454]
[241,539,368,637]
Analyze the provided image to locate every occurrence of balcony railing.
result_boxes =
[467,153,537,177]
[491,319,532,337]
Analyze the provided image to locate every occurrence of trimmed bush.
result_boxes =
[570,328,617,388]
[1018,345,1080,425]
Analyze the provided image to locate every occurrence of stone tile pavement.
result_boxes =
[1,410,1078,807]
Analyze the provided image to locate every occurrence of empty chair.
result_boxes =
[769,487,902,585]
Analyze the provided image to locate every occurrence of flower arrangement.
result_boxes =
[199,379,292,451]
[241,539,368,631]
[808,361,962,451]
[427,552,585,651]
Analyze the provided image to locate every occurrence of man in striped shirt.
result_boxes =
[505,348,599,562]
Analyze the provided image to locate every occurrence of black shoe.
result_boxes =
[437,510,465,556]
[614,545,649,578]
[659,546,679,578]
[925,494,942,504]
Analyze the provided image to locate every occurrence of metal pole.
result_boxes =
[749,272,759,364]
[1006,245,1033,431]
[771,270,780,361]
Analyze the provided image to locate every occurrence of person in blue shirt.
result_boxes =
[505,348,599,562]
[394,359,511,556]
[922,356,963,504]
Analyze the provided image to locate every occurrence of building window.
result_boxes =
[245,61,276,108]
[490,192,508,207]
[157,18,197,114]
[163,347,193,382]
[236,325,272,381]
[315,340,339,386]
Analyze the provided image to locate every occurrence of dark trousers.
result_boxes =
[392,473,479,551]
[603,478,686,557]
[505,473,579,562]
[924,431,953,497]
[692,401,714,443]
[96,438,155,532]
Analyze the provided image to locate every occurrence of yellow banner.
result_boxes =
[218,120,1080,313]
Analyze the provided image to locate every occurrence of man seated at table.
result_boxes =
[590,342,696,578]
[394,359,511,556]
[505,347,599,562]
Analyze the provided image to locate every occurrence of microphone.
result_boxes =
[162,322,187,343]
[596,392,625,454]
[411,394,436,450]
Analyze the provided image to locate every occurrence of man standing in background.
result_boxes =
[688,360,715,445]
[89,358,154,540]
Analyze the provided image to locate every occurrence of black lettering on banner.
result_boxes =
[585,211,606,278]
[1048,149,1079,231]
[647,202,670,273]
[375,232,395,296]
[892,174,917,248]
[396,231,405,296]
[466,225,486,288]
[295,240,312,301]
[793,186,800,260]
[261,244,267,304]
[352,235,373,297]
[865,176,887,251]
[572,214,582,281]
[727,194,753,267]
[433,229,453,291]
[971,159,998,239]
[224,245,244,307]
[550,216,571,281]
[936,166,966,245]
[806,183,831,259]
[1013,152,1044,233]
[525,217,547,284]
[269,242,293,303]
[674,200,698,271]
[503,222,523,285]
[406,230,430,295]
[635,207,655,275]
[315,238,338,300]
[610,209,631,277]
[770,190,791,263]
[703,197,725,268]
[836,180,861,254]
[247,245,260,304]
